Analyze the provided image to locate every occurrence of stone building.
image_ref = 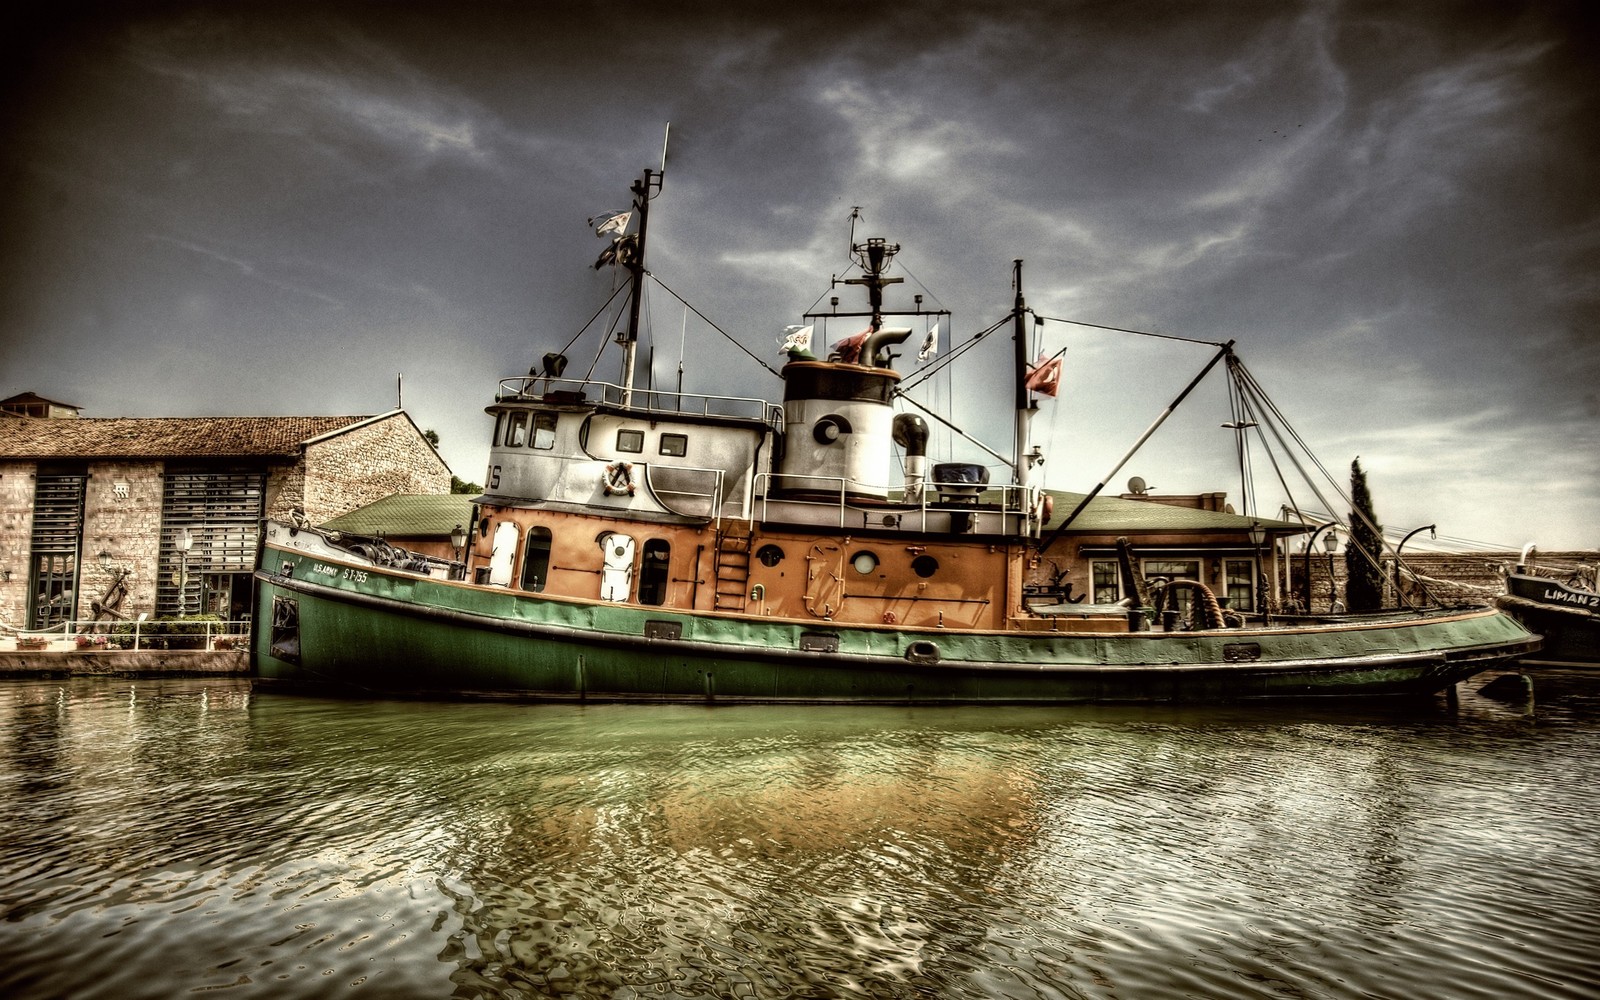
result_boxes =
[0,409,449,631]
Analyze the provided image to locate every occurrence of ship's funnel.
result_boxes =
[863,327,912,368]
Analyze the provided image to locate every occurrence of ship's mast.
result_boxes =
[620,167,661,407]
[1012,259,1033,490]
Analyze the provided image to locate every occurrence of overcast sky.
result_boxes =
[3,1,1595,550]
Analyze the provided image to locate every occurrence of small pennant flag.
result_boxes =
[779,325,814,356]
[1025,353,1063,397]
[588,210,632,236]
[917,321,940,362]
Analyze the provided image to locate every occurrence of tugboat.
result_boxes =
[1496,545,1598,667]
[252,164,1538,702]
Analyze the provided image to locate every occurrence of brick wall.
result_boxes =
[0,463,36,629]
[300,414,450,523]
[81,461,166,621]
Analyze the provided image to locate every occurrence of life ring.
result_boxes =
[602,462,636,496]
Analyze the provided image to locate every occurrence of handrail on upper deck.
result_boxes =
[498,375,783,426]
[753,472,1043,537]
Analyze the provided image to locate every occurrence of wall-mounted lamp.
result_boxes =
[98,549,113,572]
[450,523,467,558]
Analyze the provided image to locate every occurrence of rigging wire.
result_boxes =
[1032,314,1226,348]
[555,281,632,357]
[898,312,1012,392]
[645,271,784,379]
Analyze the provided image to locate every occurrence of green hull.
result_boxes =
[253,540,1539,703]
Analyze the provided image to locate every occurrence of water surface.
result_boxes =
[1,674,1597,999]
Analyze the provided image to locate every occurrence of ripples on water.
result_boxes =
[1,674,1597,999]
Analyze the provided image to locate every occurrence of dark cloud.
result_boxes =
[2,1,1596,546]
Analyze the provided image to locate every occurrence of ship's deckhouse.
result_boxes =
[483,378,778,523]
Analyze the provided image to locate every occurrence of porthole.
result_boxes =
[757,544,785,567]
[912,555,939,578]
[851,550,879,575]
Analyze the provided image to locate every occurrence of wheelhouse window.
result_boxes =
[638,539,671,605]
[506,412,529,447]
[616,428,644,454]
[532,413,557,450]
[521,526,552,592]
[660,433,688,457]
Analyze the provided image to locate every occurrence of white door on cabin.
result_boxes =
[489,522,519,587]
[599,532,635,602]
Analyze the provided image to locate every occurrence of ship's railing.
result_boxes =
[753,472,1043,536]
[498,375,783,426]
[5,617,252,652]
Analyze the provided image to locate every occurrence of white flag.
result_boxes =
[918,321,940,362]
[779,325,813,355]
[589,210,632,236]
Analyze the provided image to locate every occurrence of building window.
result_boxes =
[1091,560,1121,603]
[660,433,688,457]
[158,466,265,618]
[532,413,557,450]
[638,539,671,605]
[27,470,86,629]
[521,526,552,592]
[1225,559,1255,611]
[506,412,529,447]
[617,429,644,454]
[1144,559,1200,615]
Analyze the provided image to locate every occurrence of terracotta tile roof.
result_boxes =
[0,415,377,459]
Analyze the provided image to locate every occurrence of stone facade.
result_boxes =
[0,411,451,636]
[301,414,450,524]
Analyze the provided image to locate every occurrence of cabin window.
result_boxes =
[660,433,688,457]
[506,412,529,448]
[912,555,939,578]
[756,544,785,567]
[1091,561,1120,603]
[638,539,671,605]
[617,428,644,454]
[851,550,879,575]
[1225,559,1255,611]
[532,413,557,450]
[492,412,506,446]
[521,526,553,592]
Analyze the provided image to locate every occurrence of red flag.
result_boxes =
[832,328,871,366]
[1025,354,1063,397]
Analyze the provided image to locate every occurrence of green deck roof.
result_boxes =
[321,493,475,537]
[1041,490,1308,534]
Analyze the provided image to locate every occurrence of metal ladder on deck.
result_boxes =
[712,527,753,612]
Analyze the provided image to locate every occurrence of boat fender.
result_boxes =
[905,640,940,665]
[602,462,636,496]
[1039,494,1055,522]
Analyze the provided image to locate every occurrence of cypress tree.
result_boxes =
[1346,458,1385,611]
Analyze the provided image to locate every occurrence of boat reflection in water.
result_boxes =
[2,677,1597,1000]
